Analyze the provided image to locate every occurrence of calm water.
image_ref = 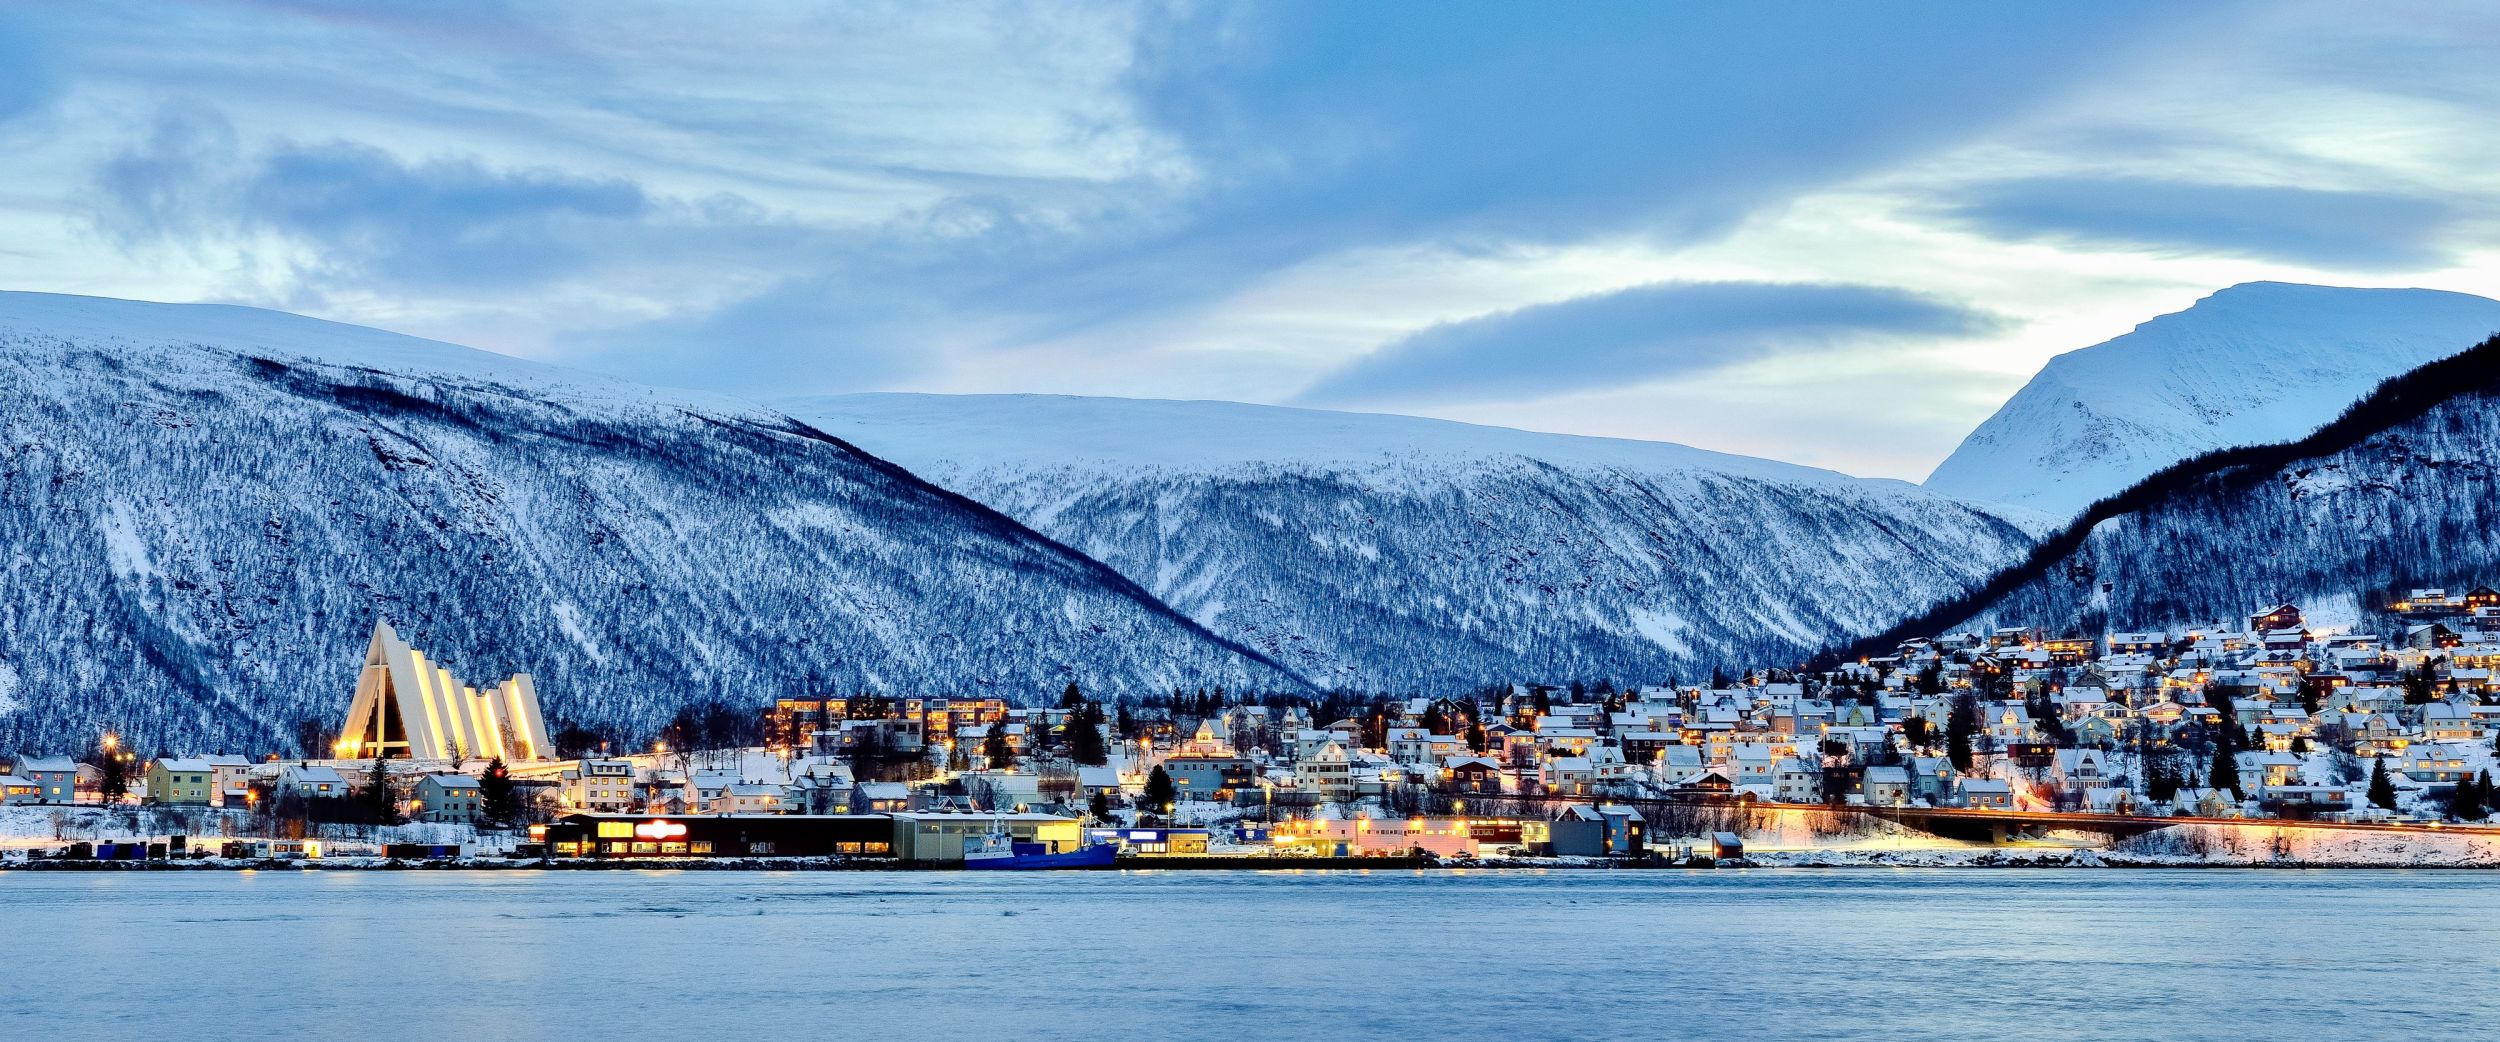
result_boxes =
[2,868,2493,1041]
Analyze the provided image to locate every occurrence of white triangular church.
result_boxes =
[338,620,553,762]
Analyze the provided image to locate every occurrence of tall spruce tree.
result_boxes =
[1066,703,1108,767]
[478,757,519,827]
[982,722,1014,769]
[2206,738,2239,798]
[366,756,400,825]
[96,749,129,803]
[1946,691,1980,773]
[2451,773,2488,821]
[2145,752,2180,803]
[1143,765,1176,819]
[2367,757,2398,811]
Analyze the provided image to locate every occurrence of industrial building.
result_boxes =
[544,814,894,858]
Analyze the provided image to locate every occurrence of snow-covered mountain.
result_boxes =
[1876,331,2500,646]
[790,393,2044,691]
[1924,282,2500,517]
[0,292,1306,755]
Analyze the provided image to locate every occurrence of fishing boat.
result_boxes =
[962,825,1117,870]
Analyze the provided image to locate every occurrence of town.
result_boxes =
[10,590,2500,867]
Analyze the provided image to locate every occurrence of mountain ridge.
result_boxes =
[0,292,1312,755]
[793,391,2045,691]
[1844,329,2500,657]
[1924,281,2500,516]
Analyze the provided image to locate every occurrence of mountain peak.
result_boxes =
[1924,282,2500,516]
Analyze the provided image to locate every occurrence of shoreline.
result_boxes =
[12,850,2500,872]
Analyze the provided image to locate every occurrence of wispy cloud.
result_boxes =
[1941,177,2465,271]
[1296,282,2007,408]
[4,1,2500,476]
[94,106,653,290]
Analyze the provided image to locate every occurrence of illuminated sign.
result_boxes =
[635,820,689,841]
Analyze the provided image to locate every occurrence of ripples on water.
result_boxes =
[2,869,2492,1041]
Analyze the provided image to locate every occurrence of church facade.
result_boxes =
[337,620,554,762]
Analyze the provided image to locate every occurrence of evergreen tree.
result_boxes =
[2402,667,2437,705]
[1916,663,1945,696]
[982,722,1015,769]
[2145,752,2180,803]
[2452,772,2488,821]
[477,756,519,827]
[366,756,400,825]
[2367,757,2398,811]
[1060,681,1085,710]
[1065,703,1108,766]
[2297,674,2327,716]
[2206,739,2240,798]
[1143,765,1176,819]
[1946,691,1980,773]
[1466,721,1488,753]
[96,748,130,804]
[1087,790,1111,823]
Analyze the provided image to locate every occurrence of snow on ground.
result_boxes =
[0,804,486,854]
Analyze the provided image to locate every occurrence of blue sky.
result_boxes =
[3,1,2498,477]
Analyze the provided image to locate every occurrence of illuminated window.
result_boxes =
[596,821,634,839]
[690,842,713,854]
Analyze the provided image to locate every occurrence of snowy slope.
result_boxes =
[791,393,2043,690]
[1924,282,2500,517]
[0,293,1307,755]
[1952,343,2500,639]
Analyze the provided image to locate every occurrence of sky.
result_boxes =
[4,2,2499,479]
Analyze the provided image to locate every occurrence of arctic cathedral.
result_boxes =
[336,620,554,763]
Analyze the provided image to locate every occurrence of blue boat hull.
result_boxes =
[962,843,1118,870]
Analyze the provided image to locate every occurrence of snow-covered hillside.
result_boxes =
[0,293,1305,754]
[1953,344,2500,639]
[1924,282,2500,517]
[793,393,2043,691]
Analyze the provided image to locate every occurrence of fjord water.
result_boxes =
[2,869,2490,1041]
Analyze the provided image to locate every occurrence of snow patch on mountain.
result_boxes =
[0,292,1307,754]
[1925,282,2500,517]
[1957,382,2500,639]
[791,393,2044,690]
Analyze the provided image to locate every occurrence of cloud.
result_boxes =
[91,106,657,291]
[1295,282,2007,407]
[579,275,938,392]
[0,13,63,123]
[1106,5,2182,278]
[1941,177,2465,271]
